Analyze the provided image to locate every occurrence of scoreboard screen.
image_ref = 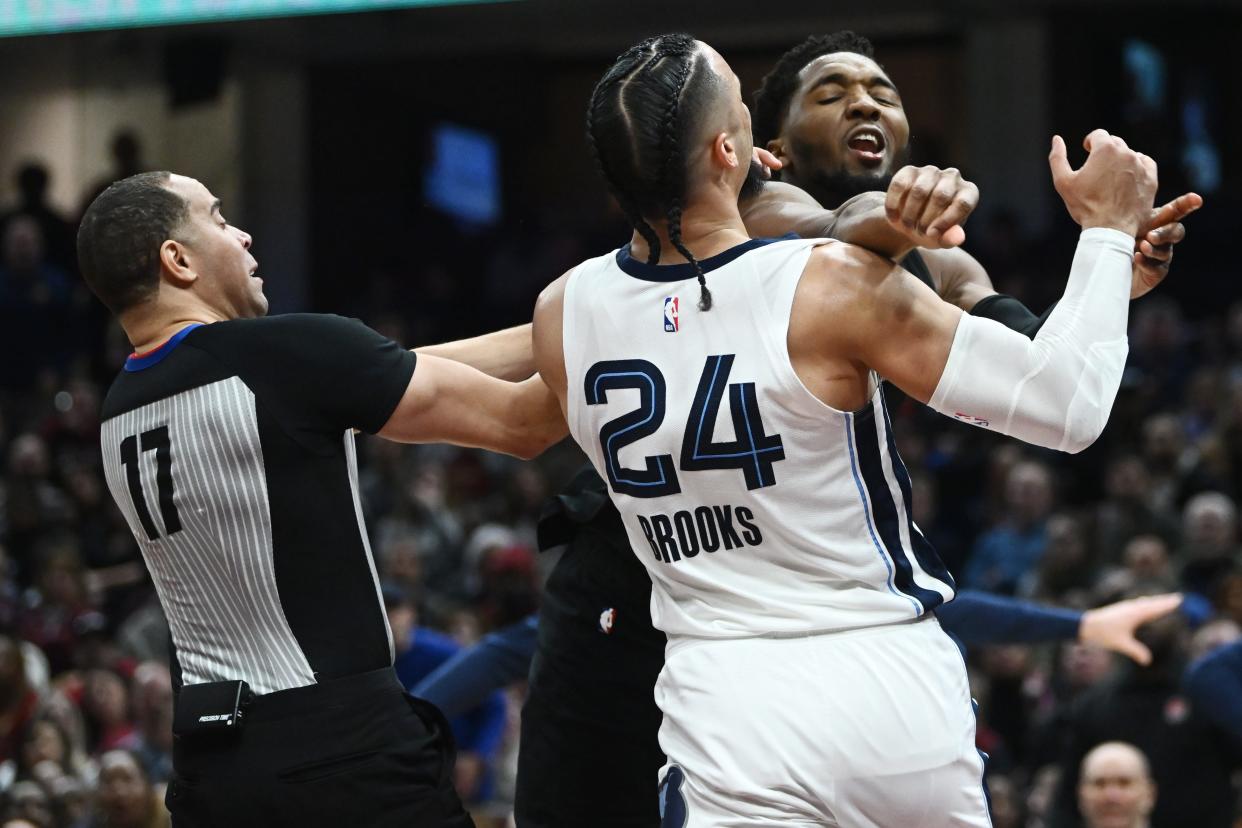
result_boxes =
[0,0,506,37]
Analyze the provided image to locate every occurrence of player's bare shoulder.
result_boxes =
[532,268,577,399]
[802,241,902,301]
[791,241,912,354]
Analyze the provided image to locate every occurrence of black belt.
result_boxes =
[245,667,404,724]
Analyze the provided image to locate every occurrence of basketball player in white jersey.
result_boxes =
[531,34,1160,827]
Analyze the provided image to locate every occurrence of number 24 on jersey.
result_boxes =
[585,354,785,498]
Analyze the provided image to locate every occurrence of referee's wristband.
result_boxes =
[969,293,1057,340]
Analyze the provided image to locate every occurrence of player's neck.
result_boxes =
[783,167,893,211]
[628,210,750,265]
[121,302,227,355]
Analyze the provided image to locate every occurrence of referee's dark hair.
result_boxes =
[752,31,875,150]
[77,171,189,315]
[586,33,720,311]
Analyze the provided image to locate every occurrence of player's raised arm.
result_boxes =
[741,170,977,261]
[378,353,566,459]
[819,130,1159,454]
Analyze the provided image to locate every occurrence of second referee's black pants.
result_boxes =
[167,668,474,827]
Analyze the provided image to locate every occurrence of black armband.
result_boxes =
[969,294,1057,340]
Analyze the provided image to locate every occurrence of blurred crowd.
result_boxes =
[0,145,1240,828]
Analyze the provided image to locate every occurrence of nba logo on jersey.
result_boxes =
[599,607,617,634]
[664,297,680,332]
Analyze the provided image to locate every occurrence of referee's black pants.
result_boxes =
[167,668,474,827]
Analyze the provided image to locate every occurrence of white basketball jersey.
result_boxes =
[564,236,955,639]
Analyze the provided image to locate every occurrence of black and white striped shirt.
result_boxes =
[100,314,416,694]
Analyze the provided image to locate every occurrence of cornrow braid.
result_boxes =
[586,44,665,263]
[585,33,719,308]
[587,90,663,263]
[653,49,711,310]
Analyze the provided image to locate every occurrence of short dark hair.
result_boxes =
[587,33,720,310]
[752,31,875,149]
[77,171,188,315]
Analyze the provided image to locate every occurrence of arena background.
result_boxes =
[0,0,1239,825]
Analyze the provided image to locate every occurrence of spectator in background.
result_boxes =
[80,670,135,755]
[1178,491,1239,599]
[986,773,1024,828]
[0,218,75,390]
[1129,299,1194,414]
[78,131,145,223]
[91,749,168,828]
[0,637,40,767]
[1094,457,1179,563]
[127,664,172,784]
[1050,589,1238,827]
[5,436,73,573]
[1022,514,1095,602]
[474,544,538,633]
[3,781,53,828]
[1141,414,1191,515]
[965,460,1055,593]
[19,536,93,676]
[0,163,75,276]
[1121,535,1173,585]
[49,774,91,828]
[1077,742,1156,828]
[15,717,78,784]
[0,218,72,312]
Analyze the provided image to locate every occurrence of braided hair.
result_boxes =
[587,34,717,311]
[752,31,875,151]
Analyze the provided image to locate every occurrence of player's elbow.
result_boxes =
[509,420,566,461]
[509,438,545,462]
[533,423,568,457]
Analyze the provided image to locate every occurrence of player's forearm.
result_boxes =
[502,375,568,460]
[740,187,912,259]
[414,323,534,381]
[928,228,1133,453]
[937,590,1082,645]
[829,192,920,261]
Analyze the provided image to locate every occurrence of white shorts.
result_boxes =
[654,617,990,828]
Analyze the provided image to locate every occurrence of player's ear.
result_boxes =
[713,132,740,170]
[766,137,790,167]
[159,239,197,288]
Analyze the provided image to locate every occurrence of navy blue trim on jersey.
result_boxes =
[616,234,799,282]
[843,405,918,614]
[124,323,205,372]
[659,766,689,828]
[973,699,993,820]
[849,403,944,613]
[879,392,956,595]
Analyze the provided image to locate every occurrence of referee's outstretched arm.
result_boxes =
[416,323,535,381]
[378,352,566,459]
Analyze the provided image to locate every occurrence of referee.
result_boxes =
[77,171,564,827]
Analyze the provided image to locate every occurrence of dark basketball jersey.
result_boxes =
[99,314,416,694]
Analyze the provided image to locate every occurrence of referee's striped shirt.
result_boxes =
[99,314,416,695]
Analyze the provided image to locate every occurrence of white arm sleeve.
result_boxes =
[928,227,1134,454]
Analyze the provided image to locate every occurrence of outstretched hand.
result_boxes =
[1130,192,1203,299]
[1078,593,1183,665]
[883,165,978,249]
[1049,130,1157,237]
